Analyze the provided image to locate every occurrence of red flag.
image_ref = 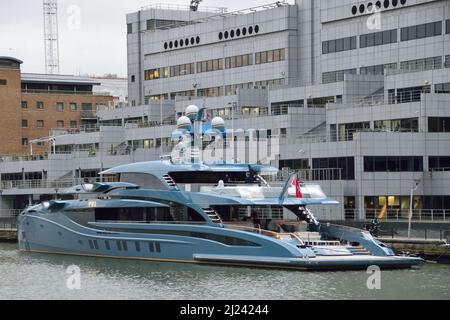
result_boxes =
[292,176,303,199]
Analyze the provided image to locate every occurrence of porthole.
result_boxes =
[230,30,235,38]
[242,27,247,35]
[249,26,253,34]
[164,42,168,50]
[196,36,200,44]
[190,37,195,45]
[180,39,184,47]
[174,40,178,48]
[392,0,398,6]
[169,41,173,49]
[375,1,382,9]
[57,231,62,236]
[351,5,357,14]
[359,4,365,13]
[236,28,241,37]
[384,0,389,8]
[367,2,373,12]
[219,32,223,40]
[255,25,260,33]
[185,38,189,46]
[224,31,229,39]
[400,0,406,5]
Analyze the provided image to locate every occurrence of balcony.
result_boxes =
[22,89,111,96]
[80,110,97,119]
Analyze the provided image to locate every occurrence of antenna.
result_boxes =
[190,0,203,12]
[43,0,60,74]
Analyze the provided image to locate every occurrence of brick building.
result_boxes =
[0,56,113,156]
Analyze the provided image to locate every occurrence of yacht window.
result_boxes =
[169,171,248,184]
[120,173,166,189]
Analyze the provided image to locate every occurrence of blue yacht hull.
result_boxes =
[17,213,422,271]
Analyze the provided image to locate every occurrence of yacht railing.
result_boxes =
[0,177,115,190]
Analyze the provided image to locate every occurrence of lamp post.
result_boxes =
[408,180,420,238]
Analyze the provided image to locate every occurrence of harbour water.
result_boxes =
[0,243,448,300]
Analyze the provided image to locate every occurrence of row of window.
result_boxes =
[163,36,200,50]
[324,18,447,55]
[373,118,418,132]
[225,54,253,69]
[170,63,195,77]
[351,0,407,15]
[360,29,397,48]
[144,49,285,81]
[218,25,260,40]
[145,79,284,101]
[87,239,162,253]
[324,55,444,84]
[21,120,77,129]
[322,68,357,84]
[400,56,442,72]
[360,63,397,75]
[255,49,285,65]
[197,58,223,73]
[322,36,357,54]
[400,21,442,42]
[364,156,423,172]
[21,101,90,111]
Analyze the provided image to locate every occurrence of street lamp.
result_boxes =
[408,180,420,238]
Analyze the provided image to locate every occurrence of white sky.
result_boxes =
[0,0,289,77]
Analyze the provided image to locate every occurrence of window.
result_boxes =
[322,69,357,84]
[435,83,450,94]
[70,121,77,128]
[56,102,64,111]
[21,119,28,128]
[255,49,285,65]
[364,156,423,172]
[312,157,355,180]
[360,29,397,48]
[360,63,397,75]
[374,118,418,132]
[21,101,28,109]
[135,241,141,252]
[36,101,44,109]
[70,103,77,111]
[429,157,450,171]
[0,79,6,85]
[56,120,64,128]
[447,20,450,34]
[428,117,450,132]
[322,36,356,54]
[36,120,44,128]
[131,75,135,82]
[22,138,28,146]
[401,21,442,41]
[400,56,442,72]
[127,23,133,34]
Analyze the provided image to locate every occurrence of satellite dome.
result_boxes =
[177,116,191,129]
[211,117,225,129]
[185,105,199,119]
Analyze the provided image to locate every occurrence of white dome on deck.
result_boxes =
[211,117,225,129]
[177,116,191,128]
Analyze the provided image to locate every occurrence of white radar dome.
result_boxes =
[211,117,225,129]
[177,116,191,129]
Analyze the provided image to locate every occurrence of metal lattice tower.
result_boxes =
[43,0,60,74]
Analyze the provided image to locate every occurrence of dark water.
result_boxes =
[0,243,448,300]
